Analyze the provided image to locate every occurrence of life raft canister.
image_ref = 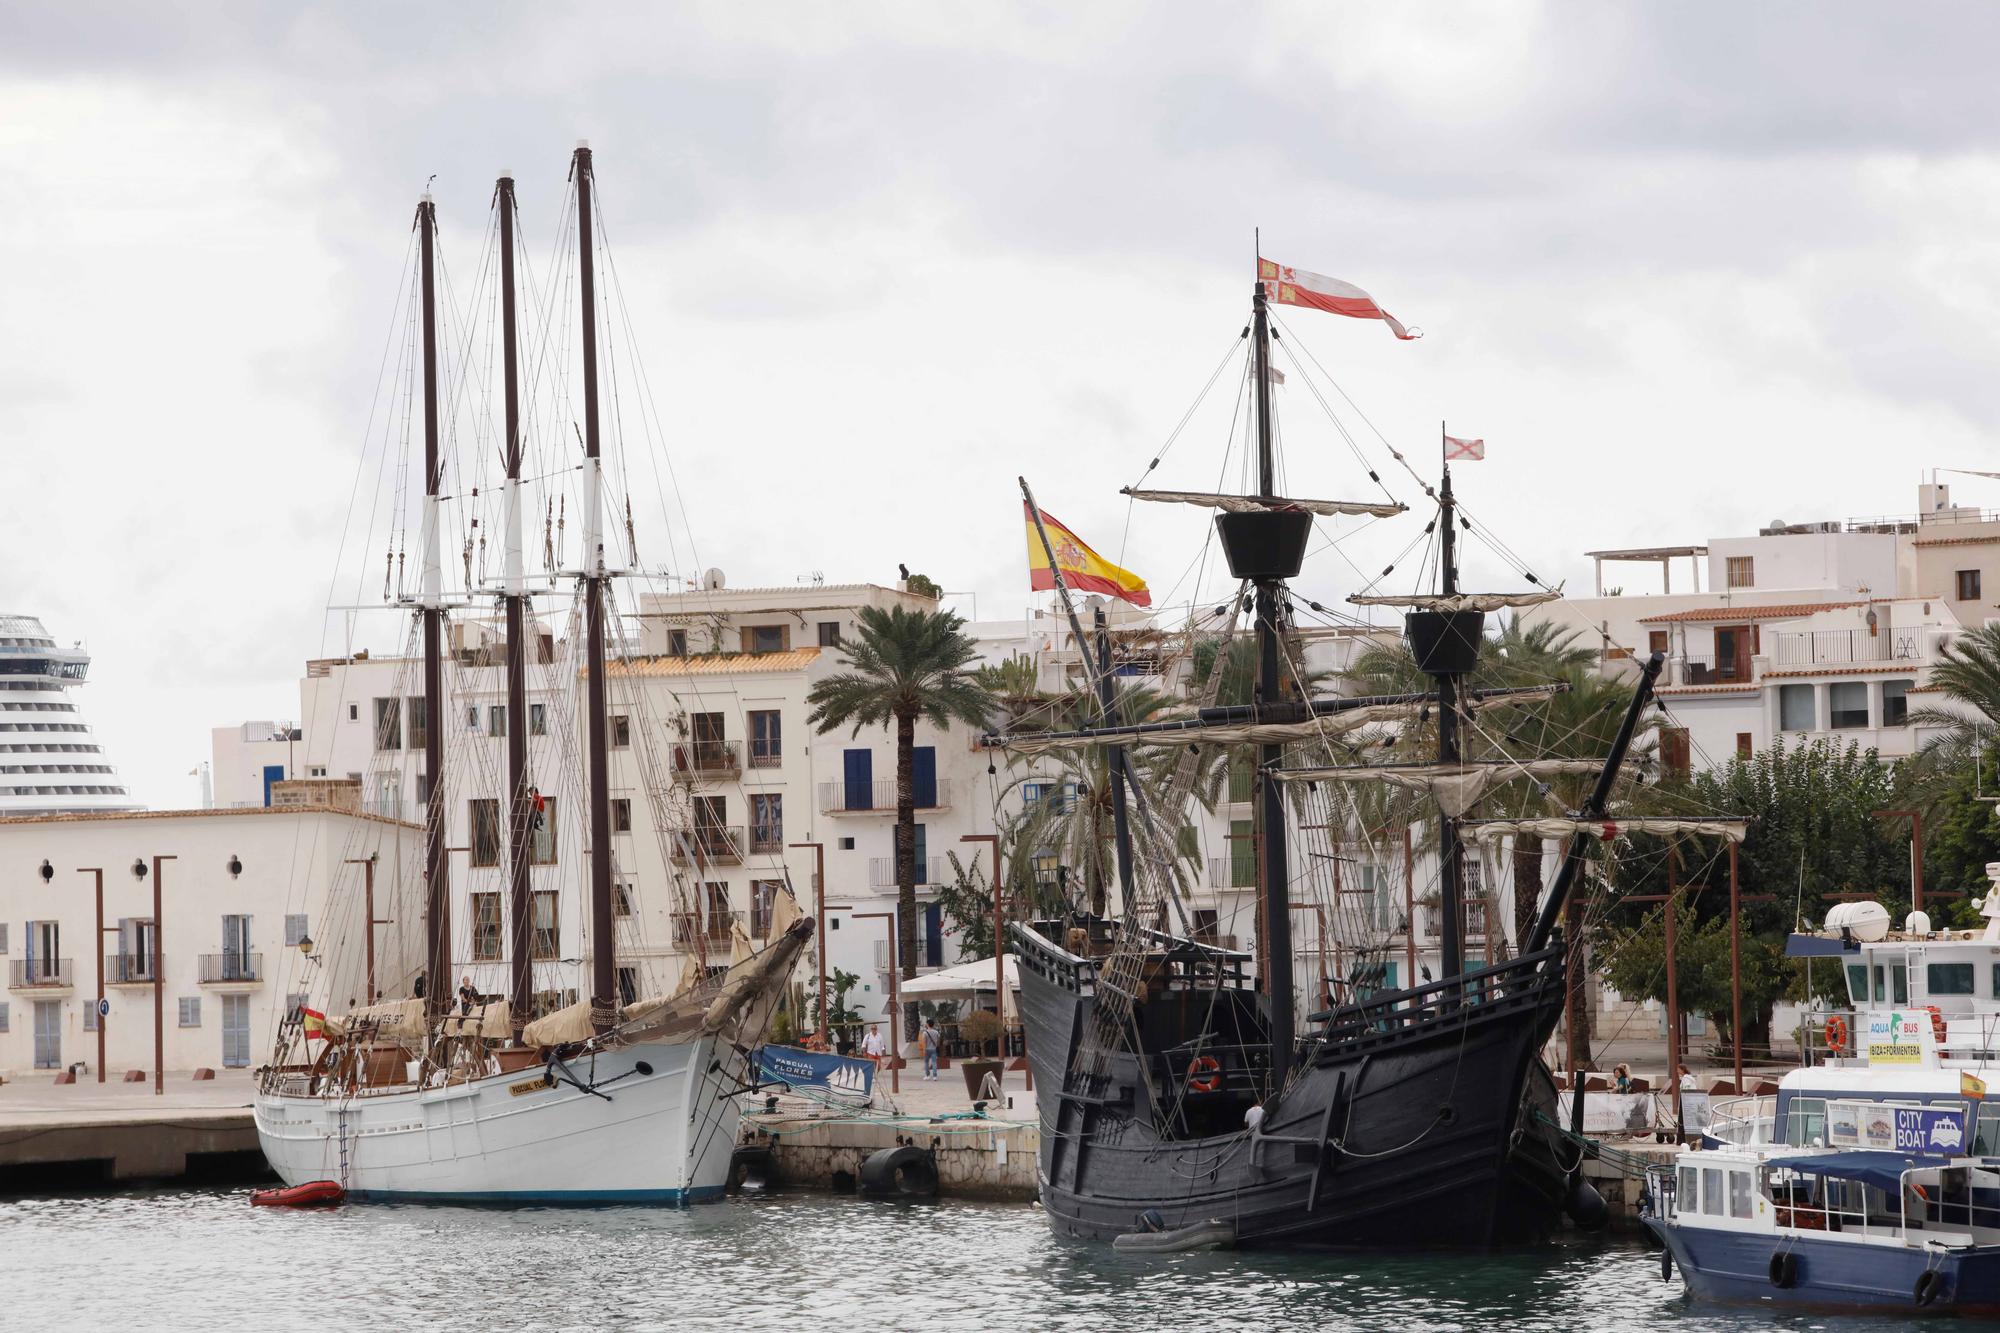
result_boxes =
[1186,1055,1222,1093]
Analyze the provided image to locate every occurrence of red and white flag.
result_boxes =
[1444,435,1485,461]
[1258,258,1418,340]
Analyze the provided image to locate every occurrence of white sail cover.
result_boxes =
[1346,590,1562,613]
[991,686,1562,756]
[1460,817,1749,845]
[1122,487,1406,519]
[1277,758,1614,817]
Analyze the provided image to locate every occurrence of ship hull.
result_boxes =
[254,1035,738,1204]
[1019,927,1570,1248]
[1647,1216,2000,1314]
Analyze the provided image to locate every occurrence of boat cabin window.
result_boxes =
[1845,963,1868,1005]
[1993,963,2000,999]
[1677,1165,1697,1210]
[1974,1105,2000,1156]
[1871,962,1908,1005]
[1929,963,1976,997]
[1701,1168,1724,1216]
[1785,1097,1828,1147]
[1729,1170,1754,1219]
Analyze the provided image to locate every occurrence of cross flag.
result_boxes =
[1445,435,1485,461]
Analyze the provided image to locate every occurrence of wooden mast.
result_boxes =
[418,193,451,1024]
[498,172,534,1032]
[1436,453,1466,984]
[1250,280,1295,1089]
[573,143,617,1033]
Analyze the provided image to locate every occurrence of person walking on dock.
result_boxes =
[862,1024,884,1063]
[921,1019,941,1081]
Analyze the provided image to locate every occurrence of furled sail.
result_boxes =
[1346,590,1562,613]
[1277,758,1616,817]
[986,684,1563,756]
[1122,487,1406,519]
[1459,816,1749,844]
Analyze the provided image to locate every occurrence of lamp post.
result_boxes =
[854,910,899,1094]
[137,856,176,1096]
[789,839,827,1040]
[80,868,105,1083]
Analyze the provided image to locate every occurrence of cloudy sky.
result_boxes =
[5,2,1998,807]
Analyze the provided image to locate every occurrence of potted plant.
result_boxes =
[958,1008,1003,1098]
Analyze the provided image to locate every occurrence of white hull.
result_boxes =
[254,1035,741,1203]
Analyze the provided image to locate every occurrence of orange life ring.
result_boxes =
[1187,1055,1222,1093]
[1824,1015,1849,1054]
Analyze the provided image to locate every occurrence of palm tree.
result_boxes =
[807,604,995,1039]
[999,680,1211,915]
[1911,623,2000,749]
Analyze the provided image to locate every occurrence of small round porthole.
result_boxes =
[1437,1105,1457,1126]
[634,1061,654,1077]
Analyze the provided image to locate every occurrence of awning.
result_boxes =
[898,954,1020,999]
[1785,932,1860,958]
[1766,1151,1929,1194]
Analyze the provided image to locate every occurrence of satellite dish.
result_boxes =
[702,567,726,591]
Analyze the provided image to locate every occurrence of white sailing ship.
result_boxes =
[253,146,810,1203]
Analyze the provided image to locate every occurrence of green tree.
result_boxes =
[807,604,994,1039]
[1598,738,1906,1051]
[1908,622,2000,747]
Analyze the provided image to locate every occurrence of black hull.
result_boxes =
[1017,925,1571,1249]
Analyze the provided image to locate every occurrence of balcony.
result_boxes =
[199,952,264,985]
[817,778,954,815]
[672,740,740,782]
[749,825,785,855]
[1207,857,1256,891]
[669,825,744,865]
[1671,654,1751,686]
[10,957,74,989]
[747,739,782,770]
[1771,628,1927,668]
[671,911,743,949]
[104,953,160,985]
[868,856,947,888]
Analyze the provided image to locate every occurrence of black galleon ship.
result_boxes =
[994,257,1721,1250]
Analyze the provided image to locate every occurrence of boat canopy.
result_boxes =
[1765,1151,1931,1193]
[1785,932,1861,958]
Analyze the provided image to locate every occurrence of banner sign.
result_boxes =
[1827,1100,1967,1155]
[1865,1011,1929,1066]
[754,1045,875,1102]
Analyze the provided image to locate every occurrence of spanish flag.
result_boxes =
[1025,503,1151,607]
[301,1007,329,1042]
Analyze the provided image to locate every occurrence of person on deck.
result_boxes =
[921,1019,941,1081]
[458,975,478,1017]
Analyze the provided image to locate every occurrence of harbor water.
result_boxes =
[2,1187,1982,1331]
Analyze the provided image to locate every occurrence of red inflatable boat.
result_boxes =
[250,1180,346,1207]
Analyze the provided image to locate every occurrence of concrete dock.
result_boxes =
[741,1067,1042,1200]
[0,1072,264,1190]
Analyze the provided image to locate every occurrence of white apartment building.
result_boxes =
[208,720,302,809]
[1523,476,1995,772]
[0,805,418,1079]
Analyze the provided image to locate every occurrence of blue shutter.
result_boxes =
[262,764,285,806]
[843,749,873,811]
[912,746,937,808]
[913,823,928,882]
[924,902,943,968]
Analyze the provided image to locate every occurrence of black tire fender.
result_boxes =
[1660,1248,1673,1283]
[1915,1268,1944,1308]
[1769,1250,1799,1289]
[859,1144,938,1198]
